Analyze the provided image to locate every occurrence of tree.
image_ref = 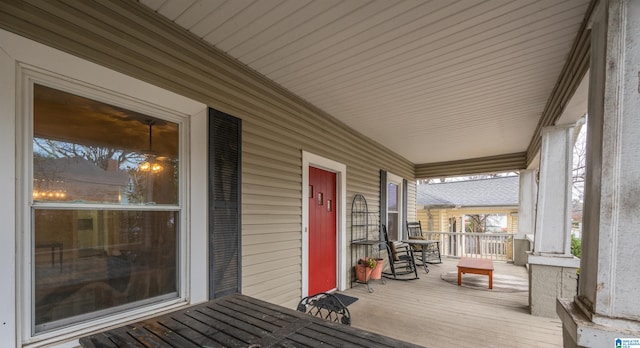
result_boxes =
[572,119,587,204]
[34,138,142,170]
[571,117,587,241]
[417,172,518,185]
[466,214,488,232]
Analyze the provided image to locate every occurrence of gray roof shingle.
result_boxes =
[417,176,519,207]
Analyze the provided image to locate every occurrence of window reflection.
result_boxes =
[31,84,181,332]
[388,183,398,211]
[388,183,399,239]
[33,84,179,205]
[34,210,178,329]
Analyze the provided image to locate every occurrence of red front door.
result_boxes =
[308,166,337,294]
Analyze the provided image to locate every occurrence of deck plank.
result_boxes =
[343,258,563,348]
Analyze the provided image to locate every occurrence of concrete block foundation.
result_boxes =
[529,263,578,318]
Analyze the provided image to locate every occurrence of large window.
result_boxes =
[387,182,400,240]
[385,172,404,241]
[30,83,181,332]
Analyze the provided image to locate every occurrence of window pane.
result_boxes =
[388,183,398,211]
[33,209,178,330]
[33,84,179,205]
[388,212,399,240]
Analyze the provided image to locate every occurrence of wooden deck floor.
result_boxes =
[340,258,563,348]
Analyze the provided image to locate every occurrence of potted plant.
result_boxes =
[355,257,377,282]
[371,257,385,280]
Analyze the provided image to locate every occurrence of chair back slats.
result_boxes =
[405,221,443,266]
[381,224,419,280]
[406,221,423,237]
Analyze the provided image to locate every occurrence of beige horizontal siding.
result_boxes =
[243,152,301,175]
[415,152,527,179]
[243,257,301,276]
[419,207,519,233]
[243,224,301,235]
[243,241,302,262]
[510,215,519,233]
[243,246,301,267]
[243,184,300,200]
[418,209,436,232]
[242,119,304,301]
[242,271,301,308]
[243,231,302,246]
[243,172,301,191]
[417,208,441,231]
[0,1,416,307]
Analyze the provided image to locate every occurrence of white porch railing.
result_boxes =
[422,231,515,261]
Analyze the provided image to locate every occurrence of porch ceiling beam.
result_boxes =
[415,152,526,179]
[524,0,597,166]
[415,0,596,177]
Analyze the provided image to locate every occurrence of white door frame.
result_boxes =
[302,151,346,296]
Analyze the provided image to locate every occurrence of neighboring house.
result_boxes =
[33,157,130,203]
[417,177,519,233]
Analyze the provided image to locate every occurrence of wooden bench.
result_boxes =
[457,257,494,289]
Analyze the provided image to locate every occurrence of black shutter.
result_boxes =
[379,170,387,241]
[402,178,408,237]
[209,108,241,299]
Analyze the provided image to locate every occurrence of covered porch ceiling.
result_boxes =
[141,0,592,173]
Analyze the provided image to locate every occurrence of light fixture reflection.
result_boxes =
[139,160,163,173]
[33,178,66,200]
[138,120,164,174]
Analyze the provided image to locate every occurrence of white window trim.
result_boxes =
[24,67,190,335]
[1,28,207,347]
[0,29,17,348]
[301,151,347,296]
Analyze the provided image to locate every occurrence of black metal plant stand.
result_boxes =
[350,194,385,292]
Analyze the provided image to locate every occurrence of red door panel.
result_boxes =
[308,167,337,294]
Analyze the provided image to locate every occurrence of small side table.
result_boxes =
[401,239,441,273]
[457,257,494,289]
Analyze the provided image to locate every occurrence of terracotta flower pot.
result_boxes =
[355,263,372,282]
[370,258,384,279]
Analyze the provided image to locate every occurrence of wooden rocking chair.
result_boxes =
[381,224,419,280]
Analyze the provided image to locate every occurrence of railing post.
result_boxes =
[460,231,467,256]
[423,232,515,260]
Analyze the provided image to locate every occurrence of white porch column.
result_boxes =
[458,215,465,257]
[514,169,537,266]
[557,1,640,346]
[533,125,575,255]
[528,124,580,317]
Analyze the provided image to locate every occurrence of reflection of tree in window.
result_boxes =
[31,84,180,332]
[33,84,179,205]
[387,183,399,240]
